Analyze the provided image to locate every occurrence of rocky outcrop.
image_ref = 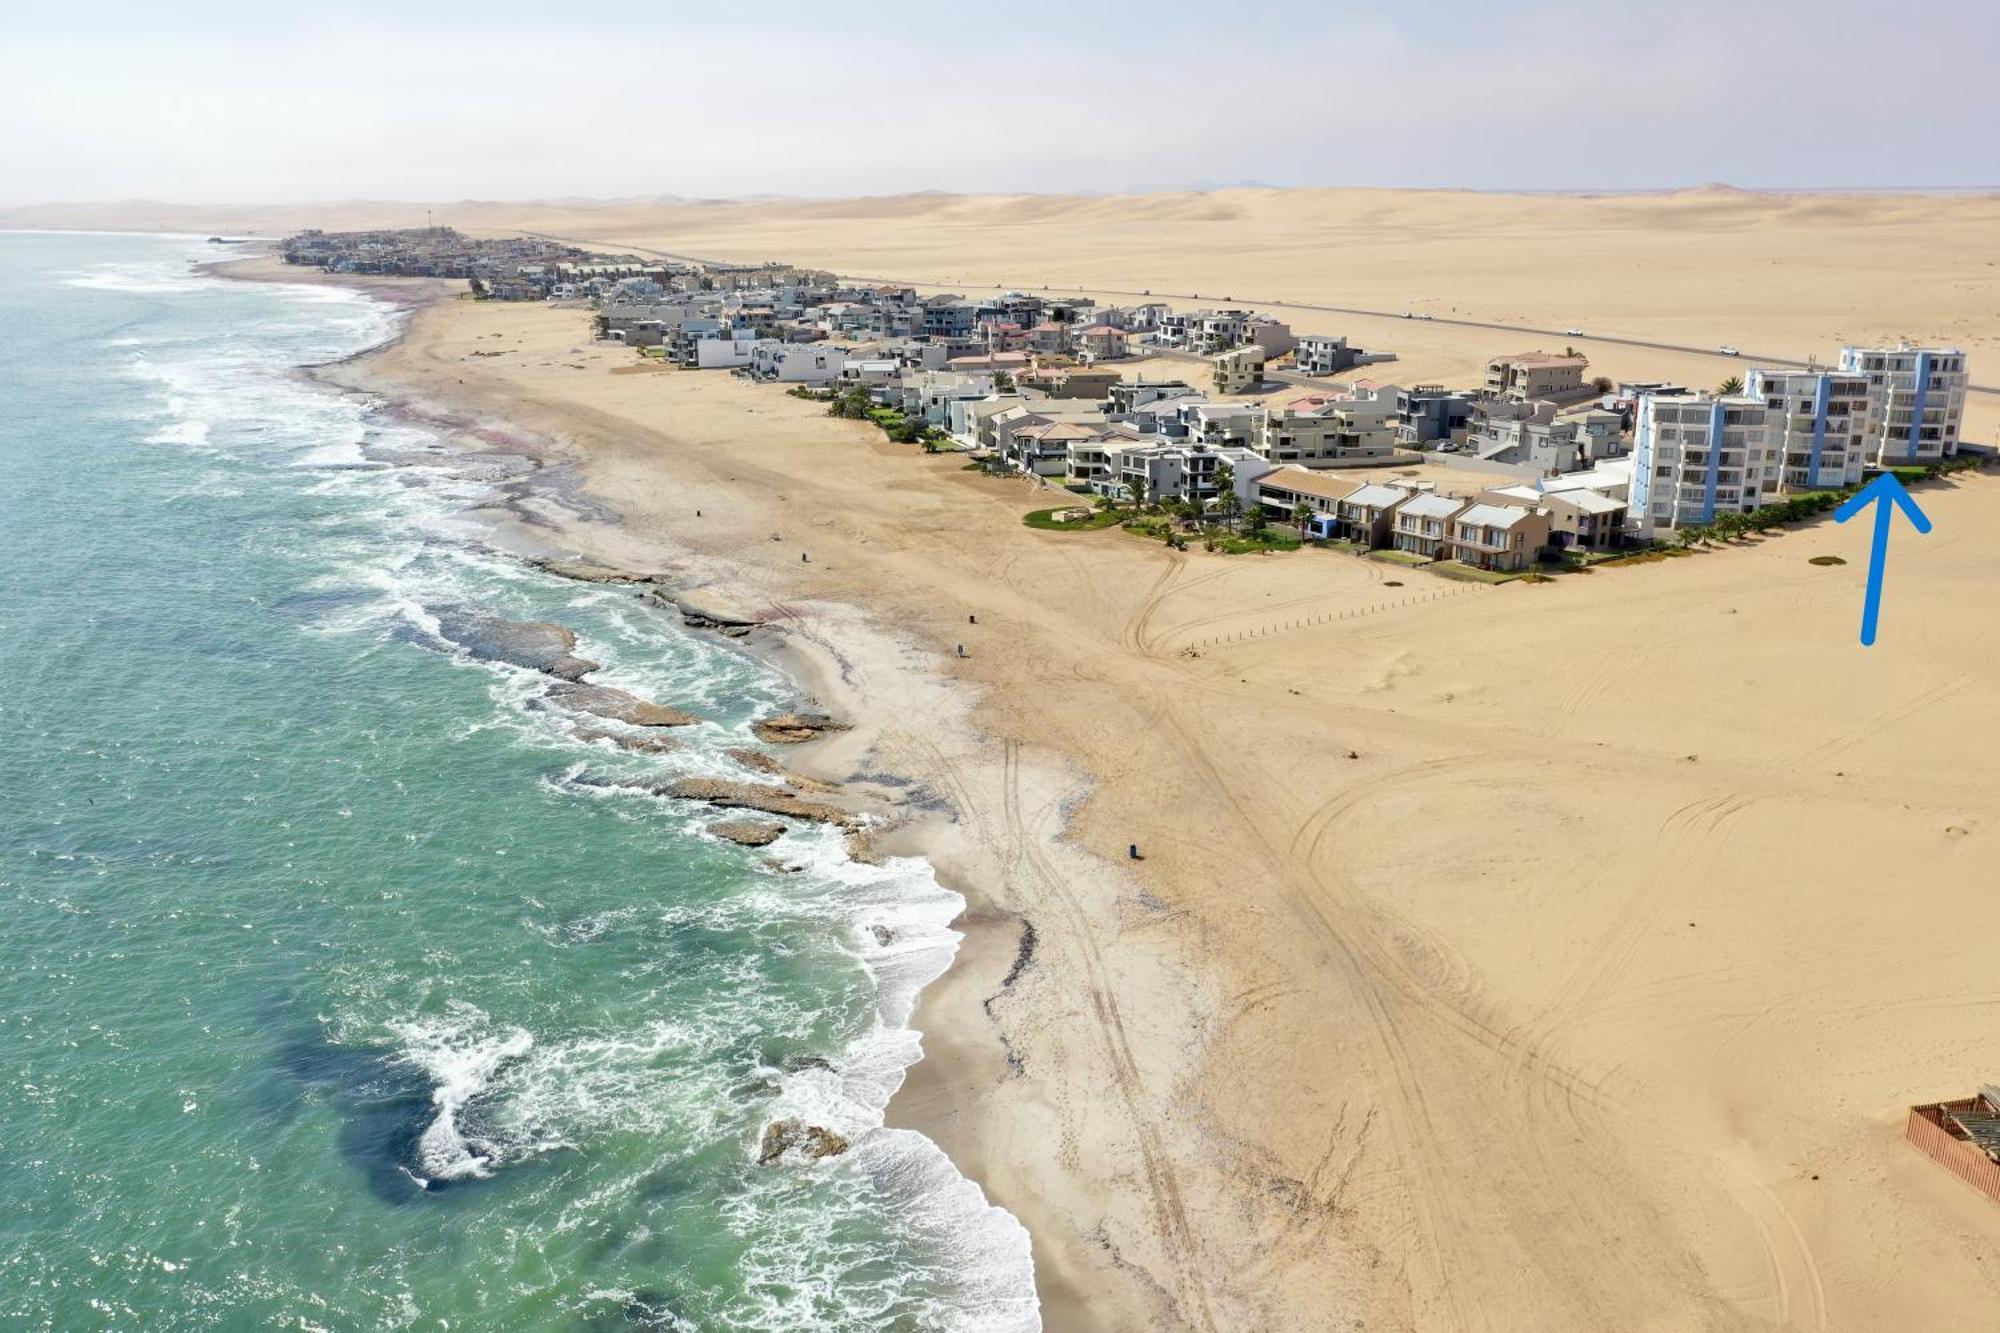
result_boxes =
[433,609,599,681]
[664,778,853,826]
[544,682,699,728]
[527,556,659,585]
[757,1118,850,1166]
[570,724,681,755]
[669,592,767,638]
[725,746,837,793]
[752,711,850,745]
[709,819,787,847]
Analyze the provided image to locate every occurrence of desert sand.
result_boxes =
[40,186,1997,440]
[199,185,2000,1333]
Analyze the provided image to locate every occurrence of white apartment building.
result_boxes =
[1630,393,1774,534]
[1743,366,1871,491]
[1836,343,1969,466]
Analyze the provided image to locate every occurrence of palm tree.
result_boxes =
[1125,476,1148,511]
[1212,462,1241,525]
[1291,502,1312,532]
[1717,375,1744,395]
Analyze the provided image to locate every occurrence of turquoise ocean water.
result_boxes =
[0,233,1036,1331]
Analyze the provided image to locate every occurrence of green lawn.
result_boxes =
[1023,506,1125,531]
[1429,561,1524,584]
[1367,548,1434,567]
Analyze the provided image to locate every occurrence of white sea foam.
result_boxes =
[135,257,1041,1329]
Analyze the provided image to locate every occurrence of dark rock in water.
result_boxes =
[432,608,599,680]
[724,746,837,792]
[546,682,699,727]
[781,1053,838,1075]
[708,818,787,847]
[869,924,897,947]
[757,1117,851,1166]
[752,711,850,745]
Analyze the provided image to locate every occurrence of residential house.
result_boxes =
[1255,391,1399,467]
[1332,483,1414,547]
[1107,378,1201,414]
[1212,346,1265,395]
[1447,504,1551,570]
[1179,399,1266,448]
[1098,442,1271,508]
[1486,350,1590,403]
[1254,466,1362,524]
[1072,324,1133,362]
[1390,492,1472,559]
[750,342,846,384]
[1395,384,1476,446]
[1019,366,1122,401]
[1294,334,1362,377]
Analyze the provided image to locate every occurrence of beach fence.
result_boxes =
[1185,583,1483,650]
[1905,1090,2000,1205]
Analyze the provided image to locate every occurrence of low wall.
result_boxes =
[1906,1101,2000,1204]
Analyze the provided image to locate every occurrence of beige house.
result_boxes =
[1254,465,1362,520]
[1485,350,1589,403]
[1390,492,1471,559]
[1333,483,1413,547]
[1071,324,1132,362]
[1212,345,1266,395]
[1448,503,1551,570]
[1255,391,1399,467]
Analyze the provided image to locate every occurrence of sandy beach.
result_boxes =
[208,188,2000,1333]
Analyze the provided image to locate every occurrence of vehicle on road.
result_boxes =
[1718,344,1739,356]
[1564,327,1584,336]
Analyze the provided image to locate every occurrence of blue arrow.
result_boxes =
[1833,472,1932,646]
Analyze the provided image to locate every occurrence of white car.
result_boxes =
[1718,344,1739,356]
[1564,327,1584,336]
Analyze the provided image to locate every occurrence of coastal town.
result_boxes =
[287,226,1985,579]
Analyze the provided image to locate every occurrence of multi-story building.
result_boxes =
[1390,493,1471,559]
[1395,384,1475,446]
[1837,343,1969,466]
[1630,393,1774,534]
[1212,346,1265,395]
[1294,334,1360,377]
[1253,391,1398,467]
[1485,350,1590,403]
[1744,366,1871,491]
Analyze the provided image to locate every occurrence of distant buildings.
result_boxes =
[1837,343,1969,466]
[1211,346,1265,395]
[1294,334,1362,377]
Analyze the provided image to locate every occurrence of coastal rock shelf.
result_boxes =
[433,608,599,681]
[664,778,854,827]
[708,818,787,847]
[752,712,850,745]
[542,682,700,727]
[569,723,681,755]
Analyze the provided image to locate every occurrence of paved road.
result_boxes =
[524,230,1996,400]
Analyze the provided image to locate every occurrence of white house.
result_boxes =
[751,342,847,384]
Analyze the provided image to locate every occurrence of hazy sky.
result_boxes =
[4,0,1997,205]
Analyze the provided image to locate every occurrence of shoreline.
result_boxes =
[211,247,2000,1333]
[213,251,1114,1327]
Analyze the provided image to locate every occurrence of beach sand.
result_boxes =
[211,186,2000,1332]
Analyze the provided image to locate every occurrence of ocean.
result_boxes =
[0,232,1037,1331]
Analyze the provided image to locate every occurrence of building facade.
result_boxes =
[1631,393,1773,534]
[1837,343,1969,466]
[1744,366,1872,491]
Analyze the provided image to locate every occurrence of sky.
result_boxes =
[3,0,1998,205]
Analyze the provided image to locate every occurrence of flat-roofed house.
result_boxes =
[1391,492,1471,559]
[1447,503,1550,570]
[1212,346,1265,395]
[1254,391,1399,467]
[1486,350,1589,403]
[1294,334,1359,377]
